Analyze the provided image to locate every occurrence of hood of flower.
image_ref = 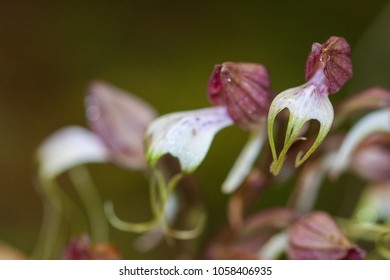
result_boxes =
[207,62,272,130]
[305,36,352,94]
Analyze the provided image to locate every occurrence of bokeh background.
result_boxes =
[1,0,390,259]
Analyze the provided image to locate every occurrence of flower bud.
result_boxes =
[146,106,233,172]
[305,36,352,94]
[288,212,365,260]
[63,235,121,260]
[207,62,272,130]
[268,36,352,175]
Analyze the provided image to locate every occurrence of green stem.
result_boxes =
[32,175,63,259]
[69,166,109,243]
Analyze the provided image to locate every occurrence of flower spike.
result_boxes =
[268,36,352,175]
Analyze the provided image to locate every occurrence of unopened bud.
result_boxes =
[208,62,272,130]
[305,36,352,94]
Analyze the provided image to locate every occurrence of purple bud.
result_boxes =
[207,62,272,130]
[305,36,352,94]
[85,81,157,169]
[352,132,390,182]
[288,212,365,260]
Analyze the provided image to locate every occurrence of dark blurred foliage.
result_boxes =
[0,0,389,259]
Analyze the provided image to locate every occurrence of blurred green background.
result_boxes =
[1,0,390,259]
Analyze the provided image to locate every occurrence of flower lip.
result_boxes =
[146,106,234,173]
[305,36,352,94]
[267,83,334,175]
[207,62,272,130]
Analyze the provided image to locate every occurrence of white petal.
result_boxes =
[222,122,266,193]
[276,84,334,126]
[330,109,390,178]
[268,84,334,175]
[146,106,233,172]
[37,126,109,179]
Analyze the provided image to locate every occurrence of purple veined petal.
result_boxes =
[37,126,109,179]
[207,62,272,130]
[330,109,390,179]
[146,106,234,173]
[305,36,352,94]
[86,81,157,170]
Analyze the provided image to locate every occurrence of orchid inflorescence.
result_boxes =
[30,35,390,260]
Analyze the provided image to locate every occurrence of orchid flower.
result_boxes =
[38,81,157,179]
[35,81,157,258]
[288,212,365,260]
[268,36,353,175]
[146,62,272,193]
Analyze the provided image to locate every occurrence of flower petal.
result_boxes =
[146,106,233,172]
[37,126,108,179]
[305,36,352,94]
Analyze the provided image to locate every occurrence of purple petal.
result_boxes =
[85,81,157,169]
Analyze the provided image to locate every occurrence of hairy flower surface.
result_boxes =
[268,36,352,175]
